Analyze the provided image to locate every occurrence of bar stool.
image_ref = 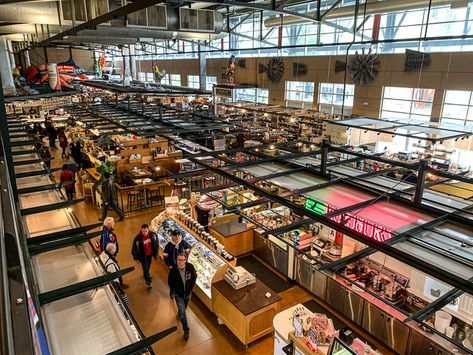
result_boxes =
[127,190,144,212]
[147,186,164,207]
[83,183,94,203]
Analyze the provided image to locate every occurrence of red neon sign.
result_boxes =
[325,204,392,242]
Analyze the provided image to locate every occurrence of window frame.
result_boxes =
[285,80,315,104]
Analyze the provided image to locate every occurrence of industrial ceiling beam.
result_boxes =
[188,156,473,296]
[35,0,166,47]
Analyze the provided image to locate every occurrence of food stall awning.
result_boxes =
[328,117,473,143]
[350,200,435,234]
[394,220,473,281]
[305,184,376,210]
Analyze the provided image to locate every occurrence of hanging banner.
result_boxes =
[47,63,60,90]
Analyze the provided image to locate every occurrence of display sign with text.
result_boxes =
[305,197,392,242]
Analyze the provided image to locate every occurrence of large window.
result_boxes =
[318,82,355,114]
[285,81,315,106]
[138,72,146,82]
[188,75,200,89]
[146,73,154,82]
[171,74,181,86]
[206,76,217,91]
[234,88,270,104]
[379,86,435,153]
[161,74,170,85]
[257,88,269,104]
[380,86,435,121]
[441,90,473,126]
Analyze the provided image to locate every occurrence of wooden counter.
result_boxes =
[212,279,281,346]
[288,332,325,355]
[210,219,255,256]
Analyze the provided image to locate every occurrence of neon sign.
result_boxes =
[305,197,325,215]
[305,197,392,242]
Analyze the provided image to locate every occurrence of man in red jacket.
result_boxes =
[131,224,158,288]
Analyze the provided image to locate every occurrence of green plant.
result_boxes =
[96,160,115,186]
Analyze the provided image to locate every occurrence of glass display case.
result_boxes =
[188,242,226,299]
[157,217,199,251]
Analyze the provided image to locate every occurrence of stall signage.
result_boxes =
[305,197,325,215]
[305,197,392,242]
[215,88,232,98]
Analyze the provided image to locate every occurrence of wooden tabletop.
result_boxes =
[127,168,152,178]
[211,219,255,238]
[85,167,100,181]
[213,279,280,316]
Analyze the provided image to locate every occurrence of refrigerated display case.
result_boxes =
[188,242,228,310]
[156,217,199,254]
[156,216,230,310]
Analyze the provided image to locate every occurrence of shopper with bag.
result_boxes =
[168,253,197,341]
[131,224,158,288]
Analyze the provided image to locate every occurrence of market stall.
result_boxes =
[210,217,255,256]
[153,214,235,310]
[212,278,281,347]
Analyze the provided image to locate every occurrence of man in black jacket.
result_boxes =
[131,224,158,288]
[168,253,197,340]
[100,172,125,221]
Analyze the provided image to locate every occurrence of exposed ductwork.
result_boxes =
[0,2,60,25]
[264,0,471,28]
[75,27,225,41]
[0,1,224,43]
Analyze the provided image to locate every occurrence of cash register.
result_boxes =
[224,266,256,290]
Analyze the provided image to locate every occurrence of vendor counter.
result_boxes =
[273,304,378,355]
[295,255,469,355]
[210,218,255,256]
[156,215,282,346]
[213,279,281,346]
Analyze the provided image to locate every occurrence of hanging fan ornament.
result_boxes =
[266,57,284,83]
[349,48,380,86]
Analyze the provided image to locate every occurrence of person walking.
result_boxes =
[164,229,191,299]
[131,224,158,288]
[163,229,191,269]
[99,242,128,289]
[58,130,68,158]
[168,253,197,341]
[98,217,119,256]
[59,164,75,201]
[47,122,58,149]
[100,172,125,221]
[70,141,83,171]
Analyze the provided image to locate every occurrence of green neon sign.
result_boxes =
[305,197,325,215]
